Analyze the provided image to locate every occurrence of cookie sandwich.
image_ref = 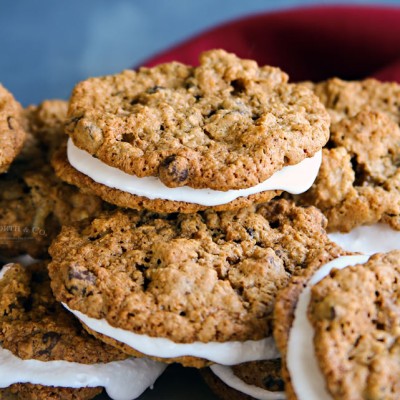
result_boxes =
[0,262,166,400]
[48,199,343,369]
[274,250,400,400]
[294,78,400,254]
[0,84,26,173]
[52,49,330,213]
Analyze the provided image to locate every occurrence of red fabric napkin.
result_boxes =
[143,5,400,83]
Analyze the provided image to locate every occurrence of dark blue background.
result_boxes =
[2,0,400,106]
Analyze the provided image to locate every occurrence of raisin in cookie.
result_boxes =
[0,84,26,173]
[48,199,342,368]
[0,262,166,400]
[57,50,329,212]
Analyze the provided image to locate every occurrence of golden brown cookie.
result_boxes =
[48,199,339,367]
[0,84,26,173]
[308,251,400,400]
[0,262,127,400]
[293,78,400,232]
[65,49,329,191]
[274,250,400,400]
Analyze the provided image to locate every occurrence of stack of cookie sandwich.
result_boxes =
[1,49,399,400]
[46,49,340,400]
[0,86,166,399]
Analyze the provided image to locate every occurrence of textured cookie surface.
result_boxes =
[0,84,26,173]
[52,144,281,213]
[202,359,284,400]
[66,49,329,190]
[294,78,400,232]
[0,263,128,400]
[49,199,335,350]
[0,101,108,258]
[308,251,400,400]
[313,78,400,125]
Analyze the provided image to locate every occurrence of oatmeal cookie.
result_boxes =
[312,77,400,125]
[0,84,26,173]
[48,199,339,367]
[0,262,127,400]
[65,49,329,191]
[295,107,400,231]
[308,251,400,400]
[274,250,400,400]
[24,99,68,157]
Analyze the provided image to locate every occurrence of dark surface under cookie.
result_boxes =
[66,49,329,191]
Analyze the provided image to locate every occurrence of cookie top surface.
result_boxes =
[48,199,335,344]
[0,84,26,173]
[66,49,329,190]
[312,77,400,125]
[0,262,127,363]
[309,251,400,400]
[0,101,108,258]
[295,79,400,232]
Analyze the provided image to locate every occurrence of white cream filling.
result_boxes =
[210,364,286,400]
[328,223,400,255]
[67,138,322,206]
[0,269,166,400]
[0,264,12,279]
[64,304,280,366]
[0,346,166,400]
[287,254,370,400]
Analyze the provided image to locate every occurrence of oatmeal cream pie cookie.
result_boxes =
[54,49,329,213]
[274,250,400,400]
[0,262,166,400]
[293,78,400,254]
[0,84,27,173]
[0,100,109,258]
[48,199,343,368]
